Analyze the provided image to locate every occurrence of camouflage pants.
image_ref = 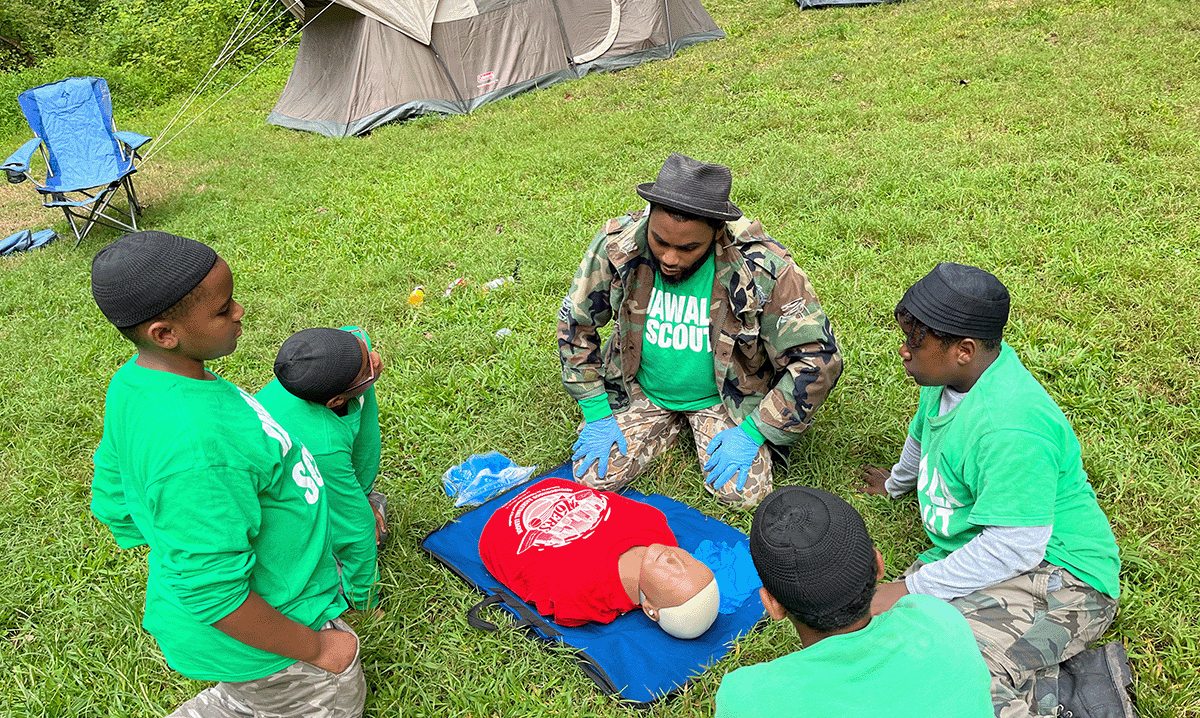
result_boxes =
[166,618,366,718]
[904,560,1118,718]
[573,383,772,508]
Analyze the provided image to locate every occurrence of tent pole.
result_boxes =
[662,0,674,52]
[428,42,468,110]
[548,0,576,67]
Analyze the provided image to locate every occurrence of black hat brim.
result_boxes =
[636,183,743,221]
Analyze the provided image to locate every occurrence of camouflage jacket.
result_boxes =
[557,209,842,447]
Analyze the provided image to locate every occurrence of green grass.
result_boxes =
[2,0,1199,715]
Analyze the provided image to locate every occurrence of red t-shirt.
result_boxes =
[479,478,677,626]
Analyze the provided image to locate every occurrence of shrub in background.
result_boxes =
[0,0,106,71]
[0,0,295,137]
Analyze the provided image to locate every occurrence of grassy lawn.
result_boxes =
[1,0,1198,715]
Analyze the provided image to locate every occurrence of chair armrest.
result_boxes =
[114,131,153,152]
[3,138,43,182]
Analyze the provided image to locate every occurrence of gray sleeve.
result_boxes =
[883,436,921,498]
[904,524,1053,600]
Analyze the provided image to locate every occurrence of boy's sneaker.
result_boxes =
[1057,641,1137,718]
[367,490,388,550]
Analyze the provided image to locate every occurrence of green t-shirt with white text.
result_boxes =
[715,594,993,718]
[636,253,721,411]
[255,373,382,609]
[907,343,1120,598]
[91,360,345,682]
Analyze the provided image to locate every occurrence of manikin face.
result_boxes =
[637,543,715,614]
[172,257,244,361]
[896,315,962,387]
[647,208,718,286]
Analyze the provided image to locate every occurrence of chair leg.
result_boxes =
[63,207,84,247]
[50,177,143,247]
[122,175,143,220]
[80,187,123,243]
[125,178,140,230]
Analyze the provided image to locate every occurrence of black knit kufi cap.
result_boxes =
[900,262,1010,340]
[274,328,364,404]
[91,231,218,329]
[749,486,876,618]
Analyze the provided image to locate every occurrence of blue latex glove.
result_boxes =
[692,540,763,614]
[572,415,628,479]
[704,425,760,491]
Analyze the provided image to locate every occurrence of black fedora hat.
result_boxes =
[636,153,742,221]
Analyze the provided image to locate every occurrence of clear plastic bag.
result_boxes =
[442,451,537,507]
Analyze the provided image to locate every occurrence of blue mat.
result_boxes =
[422,462,766,706]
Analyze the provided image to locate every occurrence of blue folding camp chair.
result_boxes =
[3,77,151,246]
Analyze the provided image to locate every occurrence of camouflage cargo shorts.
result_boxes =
[903,560,1118,718]
[167,617,366,718]
[573,383,772,508]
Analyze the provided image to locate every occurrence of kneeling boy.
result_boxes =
[859,263,1121,718]
[715,486,992,717]
[89,231,365,717]
[256,326,387,611]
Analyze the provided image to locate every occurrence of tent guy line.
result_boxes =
[142,0,330,163]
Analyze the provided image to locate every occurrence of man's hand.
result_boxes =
[572,416,628,478]
[704,425,759,491]
[857,465,891,496]
[309,626,358,675]
[870,580,909,615]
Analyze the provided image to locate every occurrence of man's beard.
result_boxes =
[653,240,715,286]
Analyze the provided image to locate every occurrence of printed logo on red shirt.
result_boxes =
[508,484,612,554]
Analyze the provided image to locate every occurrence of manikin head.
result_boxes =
[636,543,720,640]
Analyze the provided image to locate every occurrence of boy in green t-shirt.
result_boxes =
[256,327,387,611]
[858,263,1126,718]
[89,231,365,717]
[715,486,993,718]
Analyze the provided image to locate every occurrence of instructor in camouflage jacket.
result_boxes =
[558,153,842,507]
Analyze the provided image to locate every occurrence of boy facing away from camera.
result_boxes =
[256,326,387,611]
[89,231,365,717]
[715,486,993,718]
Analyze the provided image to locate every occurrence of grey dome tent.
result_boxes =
[269,0,725,137]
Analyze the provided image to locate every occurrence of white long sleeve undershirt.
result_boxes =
[883,386,1052,600]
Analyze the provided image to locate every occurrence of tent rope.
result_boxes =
[143,1,333,163]
[152,0,278,151]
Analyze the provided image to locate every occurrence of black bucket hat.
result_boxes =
[636,153,742,221]
[900,263,1010,340]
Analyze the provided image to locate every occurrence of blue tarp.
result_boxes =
[0,229,56,256]
[423,462,766,706]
